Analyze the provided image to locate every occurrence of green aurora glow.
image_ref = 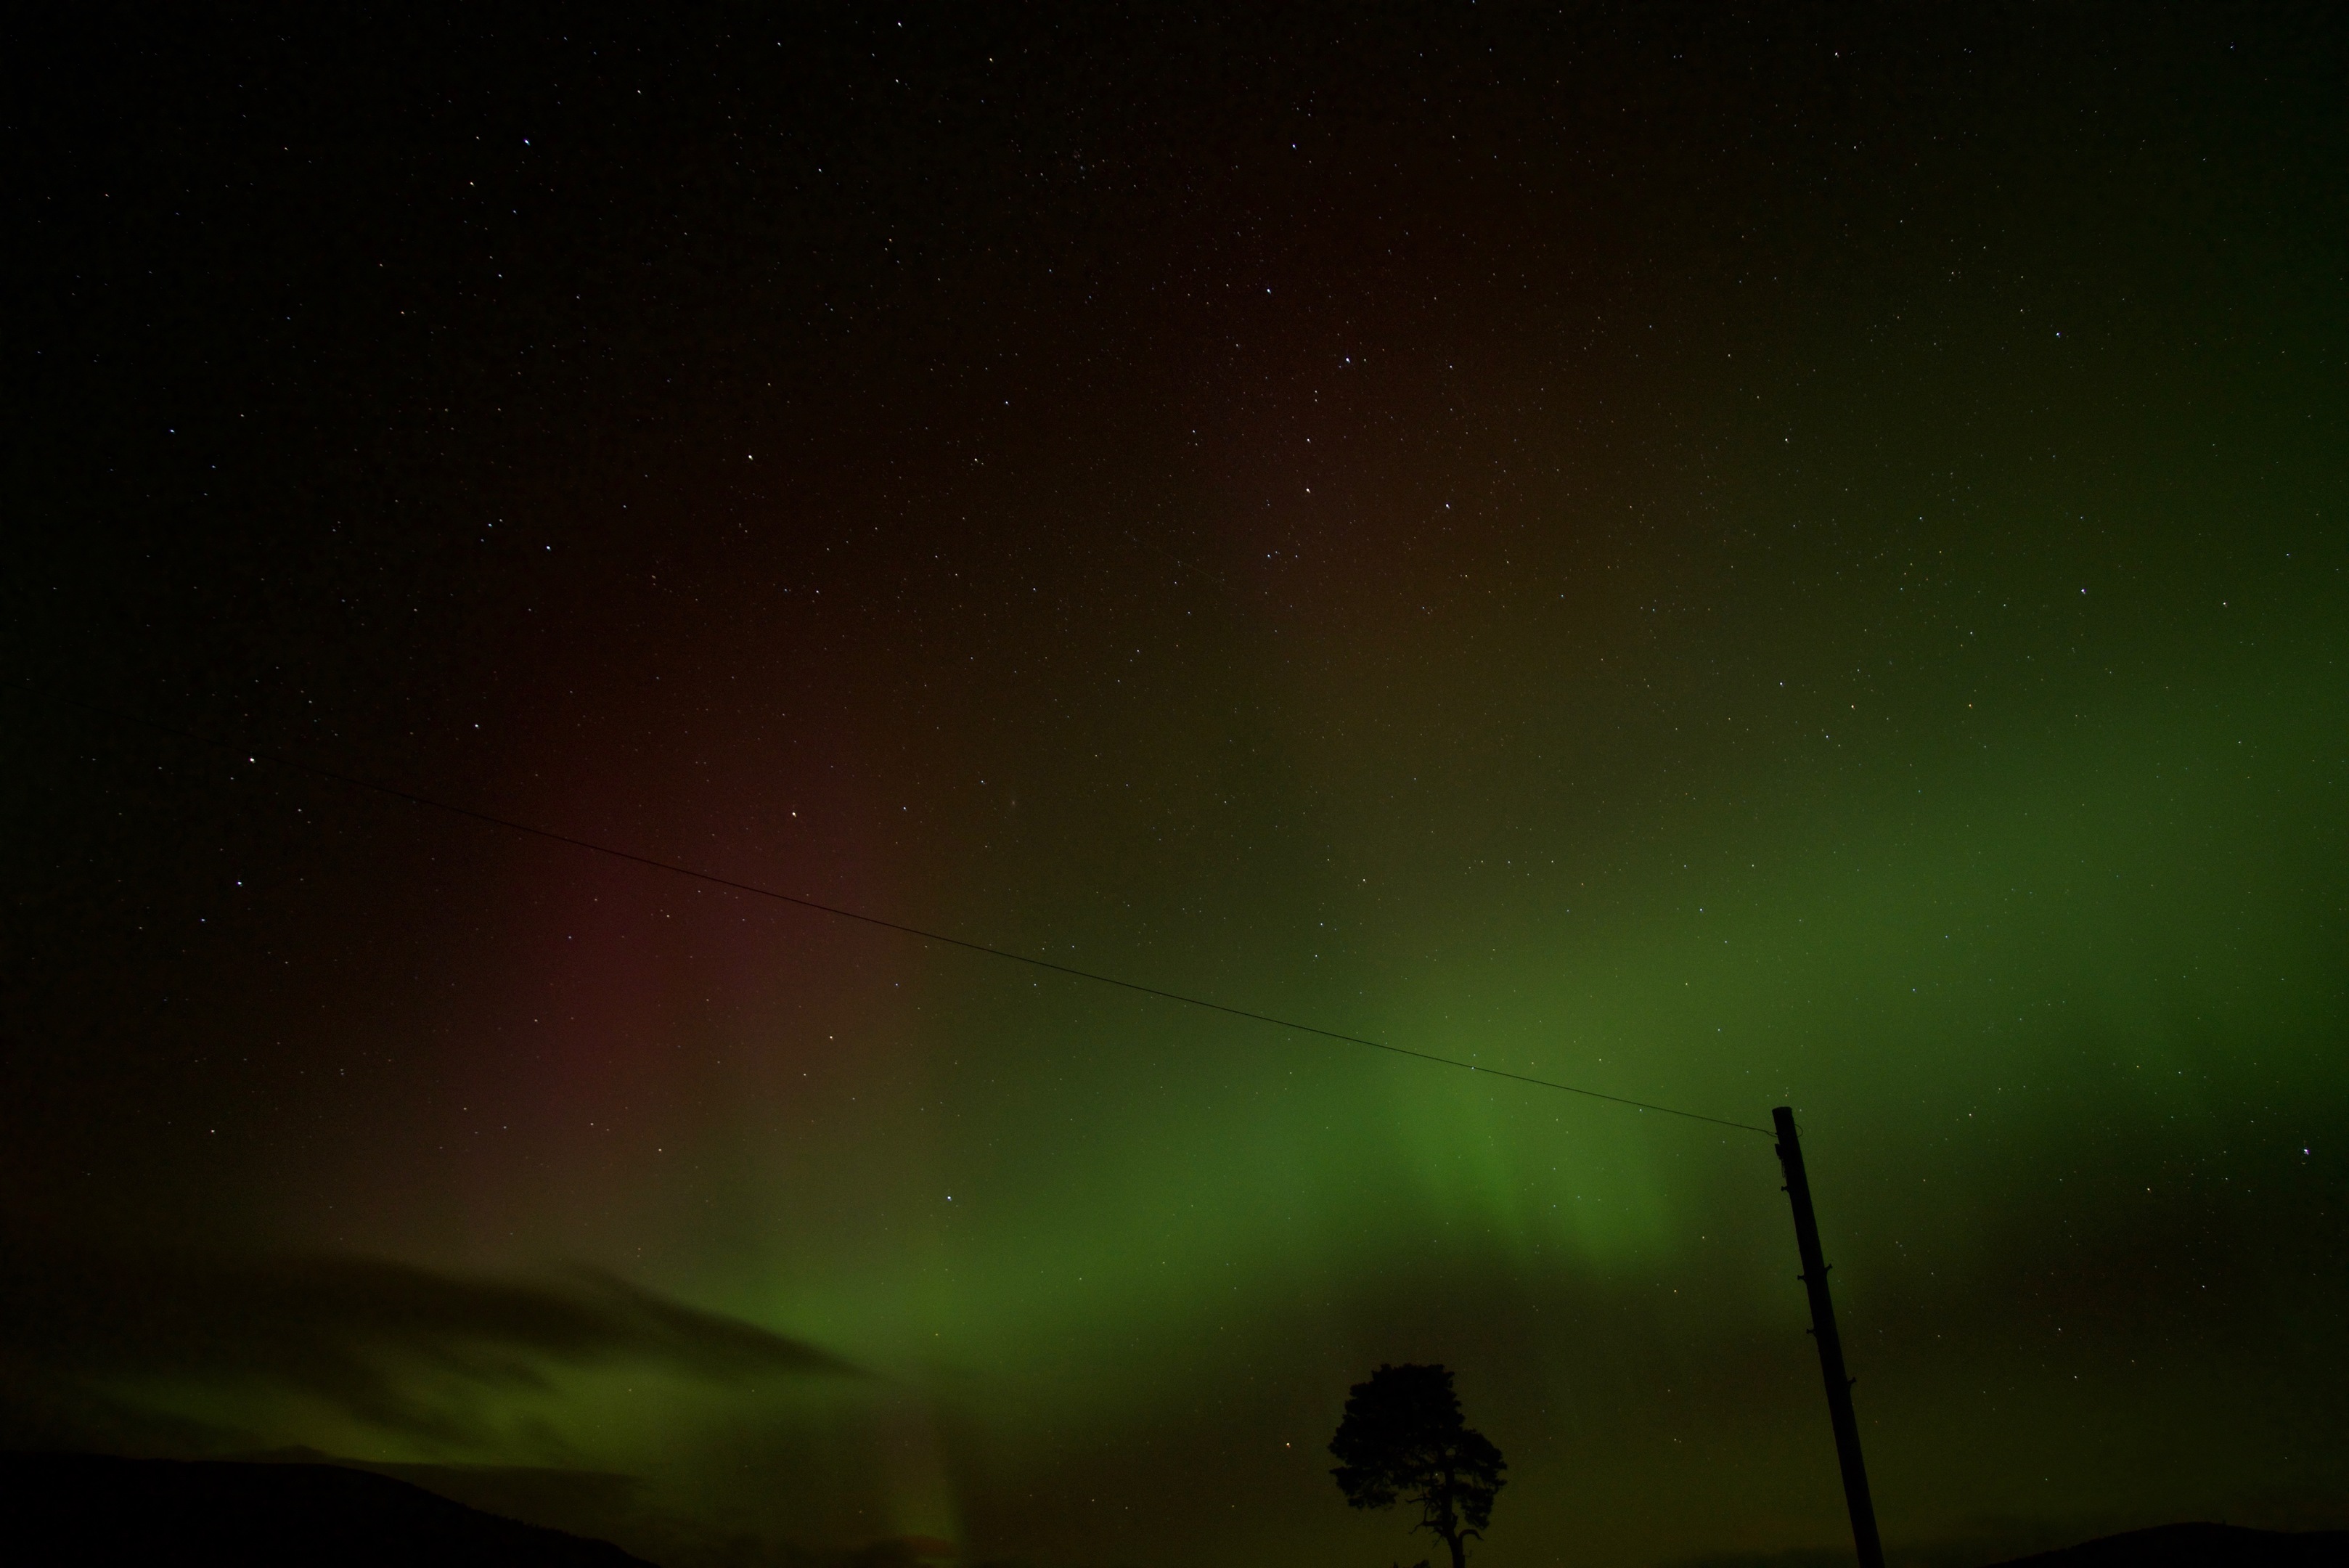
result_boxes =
[7,9,2345,1568]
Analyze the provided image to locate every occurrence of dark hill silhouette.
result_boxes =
[1990,1523,2349,1568]
[0,1452,655,1566]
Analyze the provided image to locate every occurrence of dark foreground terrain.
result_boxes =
[1993,1524,2349,1568]
[4,1451,2342,1567]
[0,1452,653,1566]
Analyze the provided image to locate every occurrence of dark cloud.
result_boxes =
[0,1241,861,1453]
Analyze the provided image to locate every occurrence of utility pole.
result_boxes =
[1773,1106,1884,1568]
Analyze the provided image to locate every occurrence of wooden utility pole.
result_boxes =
[1773,1106,1884,1568]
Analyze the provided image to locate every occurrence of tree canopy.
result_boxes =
[1328,1363,1506,1568]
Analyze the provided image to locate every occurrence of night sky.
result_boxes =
[6,7,2346,1568]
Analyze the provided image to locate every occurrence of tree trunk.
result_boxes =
[1435,1460,1469,1568]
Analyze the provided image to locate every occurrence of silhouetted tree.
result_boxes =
[1328,1363,1506,1568]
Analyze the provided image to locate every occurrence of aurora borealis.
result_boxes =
[6,7,2346,1567]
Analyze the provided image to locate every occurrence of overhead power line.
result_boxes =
[20,688,1776,1137]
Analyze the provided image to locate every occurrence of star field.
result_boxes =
[6,8,2347,1568]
